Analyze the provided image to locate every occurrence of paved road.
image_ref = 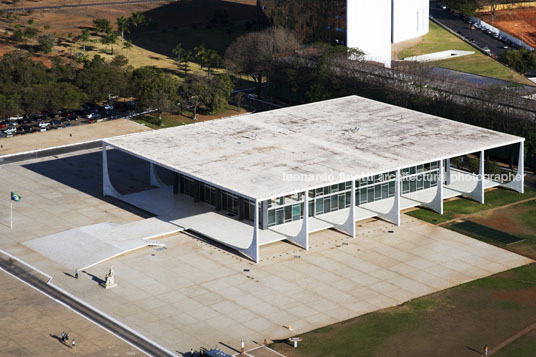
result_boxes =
[0,255,174,357]
[429,3,510,58]
[2,0,166,12]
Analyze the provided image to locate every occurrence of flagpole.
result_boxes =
[10,200,13,230]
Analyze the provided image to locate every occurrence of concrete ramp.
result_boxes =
[24,218,183,271]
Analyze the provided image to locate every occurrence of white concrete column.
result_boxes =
[500,141,524,193]
[445,158,451,185]
[467,151,485,204]
[239,200,259,263]
[378,170,400,226]
[423,160,443,214]
[102,143,121,198]
[149,162,167,188]
[288,191,309,250]
[335,180,356,238]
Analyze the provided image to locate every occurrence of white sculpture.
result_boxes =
[102,265,117,289]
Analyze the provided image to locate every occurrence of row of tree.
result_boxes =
[500,49,536,74]
[0,51,233,119]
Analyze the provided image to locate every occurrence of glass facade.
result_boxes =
[265,161,441,228]
[177,160,442,230]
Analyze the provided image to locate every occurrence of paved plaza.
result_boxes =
[0,270,140,356]
[0,148,532,354]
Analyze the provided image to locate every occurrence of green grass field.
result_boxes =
[406,186,536,224]
[271,264,536,357]
[398,21,534,85]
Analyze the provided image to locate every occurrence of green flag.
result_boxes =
[11,192,21,202]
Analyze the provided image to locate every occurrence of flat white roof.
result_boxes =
[104,96,522,200]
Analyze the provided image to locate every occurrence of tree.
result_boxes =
[122,39,133,59]
[80,29,90,52]
[23,27,38,39]
[172,43,185,63]
[132,66,181,112]
[110,54,128,67]
[93,18,111,34]
[182,50,193,76]
[129,12,146,33]
[487,0,499,24]
[444,0,480,16]
[194,44,207,69]
[225,27,300,98]
[205,49,222,78]
[10,28,23,42]
[101,31,118,54]
[116,16,129,41]
[37,34,56,54]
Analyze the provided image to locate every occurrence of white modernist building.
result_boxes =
[103,96,524,263]
[347,0,430,67]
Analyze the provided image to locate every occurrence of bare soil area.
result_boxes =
[480,8,536,48]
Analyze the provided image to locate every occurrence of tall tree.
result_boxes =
[194,44,207,69]
[129,12,146,33]
[116,16,129,41]
[122,39,133,59]
[93,18,111,34]
[182,50,193,77]
[225,27,300,98]
[80,29,90,52]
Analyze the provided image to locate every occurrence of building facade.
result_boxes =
[259,0,430,67]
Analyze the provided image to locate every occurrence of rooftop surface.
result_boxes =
[104,96,522,200]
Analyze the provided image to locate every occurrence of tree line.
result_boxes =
[0,51,233,119]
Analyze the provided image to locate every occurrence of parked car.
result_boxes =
[104,103,113,110]
[17,125,32,134]
[4,127,17,135]
[86,112,101,120]
[38,121,50,128]
[51,119,62,128]
[8,115,22,121]
[0,121,6,129]
[64,120,71,127]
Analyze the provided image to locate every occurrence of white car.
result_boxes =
[8,115,22,121]
[86,112,101,120]
[4,127,16,135]
[38,121,50,128]
[104,103,113,110]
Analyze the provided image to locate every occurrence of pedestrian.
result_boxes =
[484,344,488,356]
[74,269,78,279]
[71,339,76,349]
[60,331,66,343]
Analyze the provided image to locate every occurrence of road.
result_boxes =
[429,3,510,58]
[0,255,175,357]
[2,0,166,12]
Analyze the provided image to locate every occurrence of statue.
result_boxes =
[101,265,117,289]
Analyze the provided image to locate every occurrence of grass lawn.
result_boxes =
[271,264,536,357]
[495,329,536,357]
[450,199,536,260]
[406,186,536,224]
[133,104,247,129]
[398,21,533,85]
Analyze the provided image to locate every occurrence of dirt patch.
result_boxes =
[471,201,536,238]
[480,8,536,48]
[493,286,536,306]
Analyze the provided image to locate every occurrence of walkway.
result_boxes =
[0,252,175,357]
[23,218,182,271]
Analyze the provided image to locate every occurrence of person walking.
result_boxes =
[71,339,76,349]
[60,331,66,343]
[74,269,78,279]
[484,344,488,356]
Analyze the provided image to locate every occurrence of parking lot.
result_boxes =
[0,100,139,140]
[430,2,521,58]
